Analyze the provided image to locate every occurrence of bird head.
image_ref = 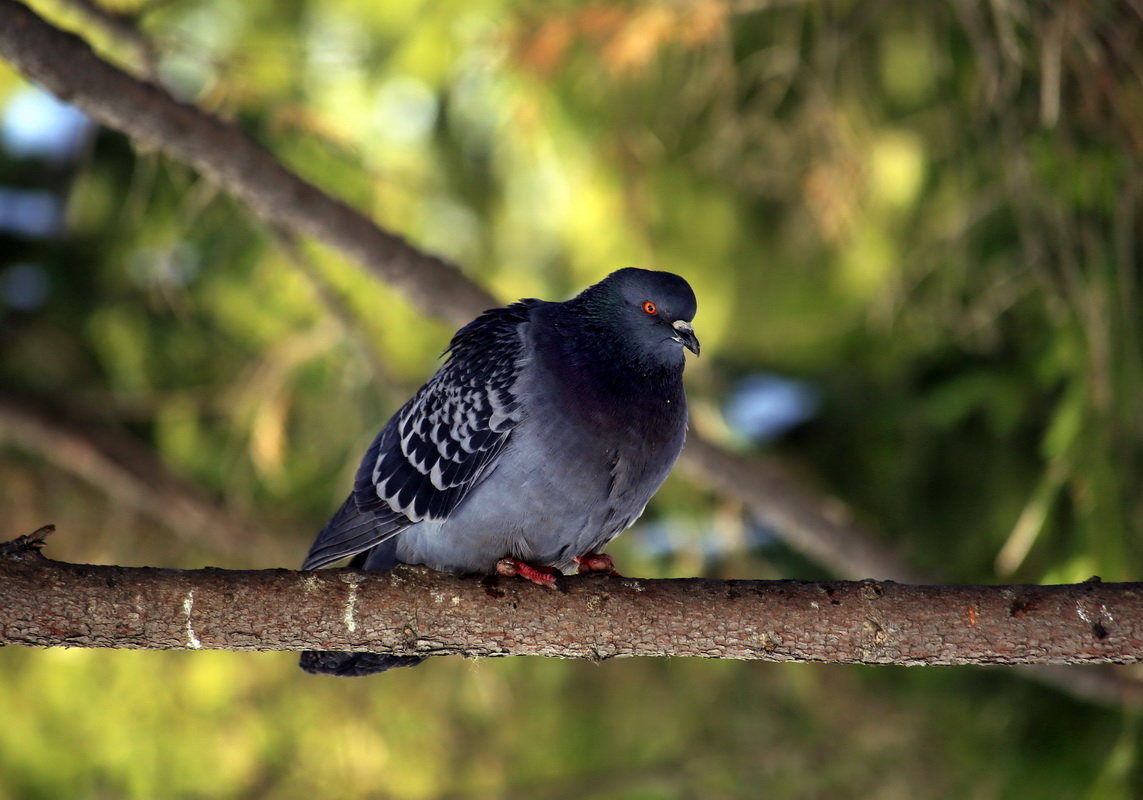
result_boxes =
[577,268,700,363]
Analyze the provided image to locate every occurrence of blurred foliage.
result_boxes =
[1,0,1141,797]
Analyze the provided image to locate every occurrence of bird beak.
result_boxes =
[671,320,700,356]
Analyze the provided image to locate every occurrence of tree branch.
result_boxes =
[2,532,1140,669]
[678,436,921,582]
[0,394,292,565]
[0,0,494,329]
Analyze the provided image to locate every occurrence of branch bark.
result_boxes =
[2,532,1141,670]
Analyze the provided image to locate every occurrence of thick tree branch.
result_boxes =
[2,533,1141,670]
[0,0,906,585]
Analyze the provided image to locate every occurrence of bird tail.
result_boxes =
[299,650,424,676]
[300,497,426,677]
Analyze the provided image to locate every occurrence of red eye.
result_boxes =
[642,301,657,315]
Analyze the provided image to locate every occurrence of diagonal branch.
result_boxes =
[2,533,1141,677]
[0,0,905,583]
[0,394,292,564]
[0,0,493,328]
[678,436,921,582]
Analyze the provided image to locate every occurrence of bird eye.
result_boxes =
[642,301,657,315]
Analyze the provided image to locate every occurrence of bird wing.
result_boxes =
[302,301,535,569]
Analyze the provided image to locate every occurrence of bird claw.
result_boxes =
[496,558,563,589]
[574,552,621,577]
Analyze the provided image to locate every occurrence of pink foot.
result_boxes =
[574,552,621,576]
[496,558,563,589]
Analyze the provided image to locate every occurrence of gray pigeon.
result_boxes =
[300,268,699,676]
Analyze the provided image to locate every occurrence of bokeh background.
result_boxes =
[1,1,1141,797]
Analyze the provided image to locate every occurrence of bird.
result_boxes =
[300,268,699,676]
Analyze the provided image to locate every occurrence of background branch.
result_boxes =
[2,533,1141,671]
[0,394,291,564]
[0,0,492,328]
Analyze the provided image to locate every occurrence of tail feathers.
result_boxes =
[299,651,425,676]
[303,493,406,570]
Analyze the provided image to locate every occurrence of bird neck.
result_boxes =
[537,304,686,423]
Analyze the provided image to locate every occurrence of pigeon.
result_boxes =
[300,268,699,676]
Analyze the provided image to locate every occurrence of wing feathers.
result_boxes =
[302,301,535,567]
